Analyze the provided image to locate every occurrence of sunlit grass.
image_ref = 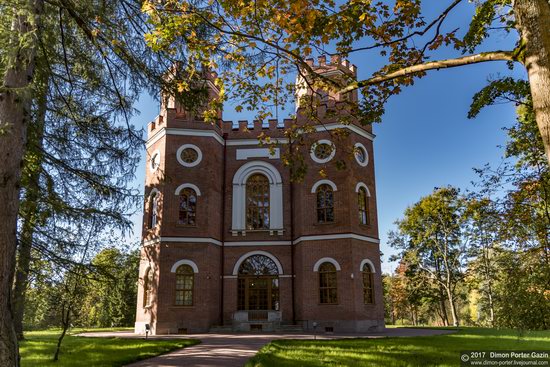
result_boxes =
[246,327,550,367]
[20,329,199,367]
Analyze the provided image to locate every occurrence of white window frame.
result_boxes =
[231,161,283,235]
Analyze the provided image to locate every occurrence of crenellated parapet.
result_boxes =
[304,55,357,78]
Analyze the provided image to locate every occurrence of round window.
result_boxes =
[150,150,160,172]
[315,144,332,160]
[311,140,335,163]
[354,143,369,167]
[180,148,199,164]
[176,144,202,167]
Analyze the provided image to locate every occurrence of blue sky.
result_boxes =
[126,1,525,273]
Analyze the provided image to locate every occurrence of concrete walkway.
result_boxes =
[78,328,456,367]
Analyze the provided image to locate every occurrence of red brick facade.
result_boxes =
[135,58,385,334]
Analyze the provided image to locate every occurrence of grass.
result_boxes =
[246,327,550,367]
[20,328,199,367]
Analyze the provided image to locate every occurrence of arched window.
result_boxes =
[237,255,280,311]
[143,268,153,307]
[316,184,334,223]
[358,187,370,225]
[175,265,194,306]
[178,188,197,225]
[149,192,158,228]
[319,262,338,304]
[362,263,374,304]
[246,174,270,230]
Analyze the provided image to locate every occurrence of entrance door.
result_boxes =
[237,255,280,311]
[238,276,279,311]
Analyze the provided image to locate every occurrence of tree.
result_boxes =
[143,0,550,165]
[1,0,203,363]
[389,187,468,326]
[0,1,44,365]
[79,248,139,328]
[467,76,550,329]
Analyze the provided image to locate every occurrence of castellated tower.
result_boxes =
[135,58,385,335]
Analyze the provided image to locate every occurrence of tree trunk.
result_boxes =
[11,73,48,341]
[445,286,460,327]
[0,1,43,365]
[515,0,550,166]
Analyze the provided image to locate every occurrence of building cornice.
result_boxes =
[145,123,375,149]
[142,233,380,247]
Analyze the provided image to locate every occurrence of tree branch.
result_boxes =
[339,50,518,94]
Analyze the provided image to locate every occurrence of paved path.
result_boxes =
[79,328,456,367]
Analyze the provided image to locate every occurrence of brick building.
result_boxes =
[135,57,385,334]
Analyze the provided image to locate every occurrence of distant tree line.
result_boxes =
[384,79,550,330]
[22,247,139,331]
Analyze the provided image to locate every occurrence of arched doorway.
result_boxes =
[237,255,280,311]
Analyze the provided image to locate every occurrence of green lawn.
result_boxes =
[20,329,199,367]
[246,327,550,367]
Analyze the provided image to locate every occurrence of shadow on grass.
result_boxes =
[20,330,199,367]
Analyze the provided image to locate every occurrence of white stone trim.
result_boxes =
[232,161,283,232]
[176,144,202,167]
[236,148,280,160]
[311,179,338,193]
[354,142,369,167]
[143,234,380,247]
[232,250,284,275]
[227,138,289,146]
[148,188,160,198]
[359,259,376,273]
[146,124,374,149]
[293,233,380,244]
[143,237,223,246]
[149,149,161,173]
[313,257,341,271]
[316,123,375,141]
[310,139,336,163]
[224,241,292,247]
[170,259,199,273]
[174,183,202,196]
[355,182,371,196]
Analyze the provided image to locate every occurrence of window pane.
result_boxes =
[178,189,197,225]
[246,174,270,229]
[319,262,337,304]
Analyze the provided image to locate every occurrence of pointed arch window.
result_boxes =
[246,174,270,230]
[362,263,374,304]
[316,184,334,223]
[143,268,153,307]
[175,265,194,306]
[149,192,159,228]
[178,188,197,225]
[319,262,338,304]
[358,187,370,225]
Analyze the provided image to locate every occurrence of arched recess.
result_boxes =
[313,257,342,271]
[174,183,202,196]
[232,161,283,232]
[232,250,284,275]
[170,259,199,273]
[311,179,338,193]
[355,182,371,196]
[148,188,160,198]
[359,259,376,273]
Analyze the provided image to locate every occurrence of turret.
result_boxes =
[295,55,358,110]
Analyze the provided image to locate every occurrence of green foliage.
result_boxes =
[23,248,139,331]
[462,0,513,54]
[245,328,550,367]
[492,251,550,330]
[79,248,139,328]
[468,77,530,119]
[19,329,199,366]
